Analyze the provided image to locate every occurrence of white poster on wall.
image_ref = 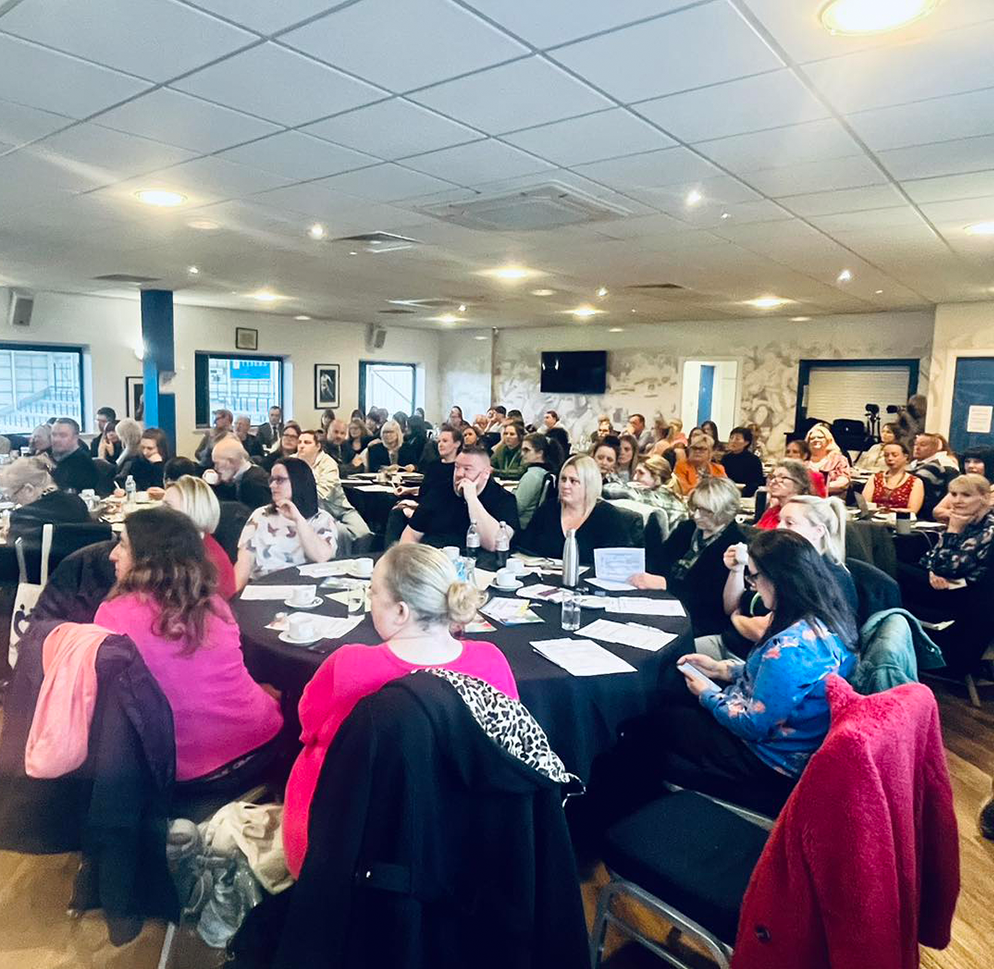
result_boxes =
[966,404,993,434]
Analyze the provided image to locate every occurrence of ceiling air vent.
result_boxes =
[92,273,161,284]
[627,283,686,290]
[378,308,416,315]
[332,231,420,253]
[418,181,629,231]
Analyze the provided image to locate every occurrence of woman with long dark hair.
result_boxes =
[94,507,282,782]
[235,456,337,589]
[515,432,564,529]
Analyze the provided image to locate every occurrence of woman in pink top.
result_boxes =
[282,544,518,879]
[95,507,282,782]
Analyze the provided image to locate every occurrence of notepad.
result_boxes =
[530,638,637,676]
[593,547,645,588]
[479,598,543,625]
[576,618,679,652]
[241,585,316,601]
[266,614,363,639]
[604,597,687,617]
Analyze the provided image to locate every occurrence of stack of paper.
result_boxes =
[241,584,317,601]
[266,614,364,639]
[516,584,567,603]
[299,561,352,577]
[576,618,679,652]
[593,548,645,589]
[604,597,687,617]
[531,638,637,676]
[479,598,543,625]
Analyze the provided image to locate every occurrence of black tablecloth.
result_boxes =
[233,560,692,780]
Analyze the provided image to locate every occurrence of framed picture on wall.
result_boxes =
[235,327,258,351]
[314,364,340,409]
[125,376,144,420]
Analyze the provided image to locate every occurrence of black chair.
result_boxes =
[214,501,252,564]
[609,503,645,548]
[846,557,901,627]
[17,521,113,584]
[91,458,117,497]
[831,418,871,461]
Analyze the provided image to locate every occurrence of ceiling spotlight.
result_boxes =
[685,189,703,206]
[720,211,731,220]
[875,289,884,294]
[965,221,994,236]
[435,314,459,324]
[597,286,608,297]
[348,250,358,256]
[474,335,489,341]
[531,288,555,296]
[631,308,637,313]
[484,265,537,281]
[187,265,199,275]
[136,189,186,207]
[608,327,625,333]
[791,316,812,322]
[250,290,283,302]
[837,269,853,283]
[568,306,601,319]
[745,296,790,309]
[819,0,938,36]
[308,223,327,240]
[294,315,311,321]
[188,219,220,230]
[458,304,467,312]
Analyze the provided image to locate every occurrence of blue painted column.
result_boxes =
[140,290,177,452]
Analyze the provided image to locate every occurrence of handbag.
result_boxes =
[9,523,53,668]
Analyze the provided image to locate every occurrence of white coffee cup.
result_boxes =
[288,587,313,605]
[495,568,518,588]
[287,614,315,640]
[506,558,526,575]
[353,557,374,577]
[442,546,460,561]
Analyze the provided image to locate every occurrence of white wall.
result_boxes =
[437,329,494,422]
[0,289,441,455]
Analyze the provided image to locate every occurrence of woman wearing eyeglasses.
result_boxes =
[234,457,337,591]
[756,458,817,529]
[1,458,90,546]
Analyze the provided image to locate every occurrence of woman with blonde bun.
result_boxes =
[281,543,518,878]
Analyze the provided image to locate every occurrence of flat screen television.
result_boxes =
[540,350,607,394]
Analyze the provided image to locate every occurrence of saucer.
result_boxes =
[347,571,373,580]
[284,596,323,609]
[491,578,523,592]
[278,630,322,645]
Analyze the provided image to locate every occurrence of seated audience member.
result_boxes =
[234,414,264,459]
[323,418,350,467]
[483,405,506,433]
[162,474,236,599]
[207,437,272,510]
[195,408,234,466]
[490,421,526,478]
[701,420,723,456]
[521,454,642,564]
[598,529,857,816]
[49,418,99,494]
[896,394,928,447]
[629,476,743,635]
[352,419,407,472]
[615,433,640,483]
[593,435,622,485]
[910,432,961,520]
[95,507,283,782]
[118,427,170,491]
[236,457,337,587]
[95,420,123,463]
[673,435,727,495]
[745,421,765,459]
[448,405,465,426]
[296,429,341,499]
[627,413,653,452]
[804,423,851,497]
[516,433,564,530]
[721,426,765,497]
[542,410,565,434]
[855,422,899,472]
[403,415,429,470]
[546,425,570,459]
[603,455,688,540]
[589,414,615,450]
[933,448,994,520]
[319,408,336,437]
[401,446,519,559]
[461,423,482,450]
[113,417,142,473]
[784,439,827,495]
[862,440,924,513]
[651,415,671,448]
[163,456,199,484]
[262,422,301,472]
[756,459,818,528]
[1,458,89,543]
[281,543,518,878]
[256,405,284,453]
[420,423,462,490]
[28,423,52,457]
[89,406,117,457]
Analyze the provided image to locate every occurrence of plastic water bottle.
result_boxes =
[495,521,510,569]
[562,528,579,588]
[197,868,243,948]
[465,519,480,561]
[124,474,137,508]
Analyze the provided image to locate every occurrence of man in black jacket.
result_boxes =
[50,418,99,494]
[205,437,271,510]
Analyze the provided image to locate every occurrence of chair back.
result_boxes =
[214,501,252,564]
[845,557,900,627]
[91,458,117,497]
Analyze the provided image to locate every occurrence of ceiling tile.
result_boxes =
[0,35,150,119]
[316,163,457,203]
[635,69,829,143]
[695,118,863,174]
[0,0,255,83]
[845,88,994,152]
[217,131,377,180]
[184,0,340,35]
[877,135,994,182]
[503,108,673,166]
[573,147,725,193]
[627,173,761,218]
[807,206,927,234]
[744,155,887,197]
[403,139,554,184]
[918,197,994,226]
[146,155,294,201]
[775,184,908,216]
[303,99,483,160]
[410,56,611,134]
[0,97,72,149]
[94,88,281,153]
[551,2,783,104]
[802,20,994,114]
[0,151,106,211]
[674,198,793,229]
[460,0,690,49]
[903,171,994,204]
[281,0,528,92]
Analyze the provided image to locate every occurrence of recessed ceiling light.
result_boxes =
[597,286,608,297]
[819,0,938,36]
[250,290,284,303]
[348,250,358,256]
[458,304,467,312]
[531,288,555,296]
[631,308,637,313]
[791,316,812,322]
[837,269,853,283]
[566,306,602,319]
[434,314,459,324]
[745,296,791,309]
[720,211,731,220]
[482,265,539,281]
[965,221,994,236]
[187,265,199,275]
[474,335,488,341]
[294,314,311,321]
[188,219,219,231]
[608,327,625,333]
[685,189,703,207]
[308,223,327,240]
[136,189,186,207]
[875,289,884,294]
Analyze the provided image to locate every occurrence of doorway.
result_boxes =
[681,359,739,438]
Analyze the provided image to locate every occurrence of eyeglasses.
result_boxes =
[269,474,290,485]
[768,473,794,484]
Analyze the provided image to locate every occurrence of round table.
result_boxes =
[233,561,692,780]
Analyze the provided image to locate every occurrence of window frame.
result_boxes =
[794,357,920,429]
[358,360,417,416]
[194,351,284,429]
[0,341,85,435]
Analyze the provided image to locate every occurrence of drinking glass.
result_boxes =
[560,591,582,632]
[347,584,365,615]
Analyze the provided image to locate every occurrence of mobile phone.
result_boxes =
[677,662,719,691]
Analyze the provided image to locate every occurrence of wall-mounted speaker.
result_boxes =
[365,324,387,351]
[8,292,34,328]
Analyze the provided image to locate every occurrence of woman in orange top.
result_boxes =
[674,436,727,495]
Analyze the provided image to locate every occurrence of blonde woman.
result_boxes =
[114,417,143,473]
[162,475,236,599]
[352,418,406,473]
[521,454,643,563]
[804,423,851,496]
[281,543,519,879]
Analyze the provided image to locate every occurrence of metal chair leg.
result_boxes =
[965,673,981,708]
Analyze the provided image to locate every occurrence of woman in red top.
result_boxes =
[756,459,817,529]
[162,474,237,599]
[282,543,519,879]
[862,441,924,513]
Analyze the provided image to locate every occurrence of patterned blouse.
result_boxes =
[870,471,916,509]
[602,480,689,538]
[698,618,855,776]
[238,506,338,579]
[806,451,851,493]
[920,507,994,584]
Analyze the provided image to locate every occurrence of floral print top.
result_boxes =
[238,506,338,579]
[920,507,994,584]
[698,617,855,776]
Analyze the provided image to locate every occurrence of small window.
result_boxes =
[0,343,84,435]
[195,352,283,427]
[359,361,416,417]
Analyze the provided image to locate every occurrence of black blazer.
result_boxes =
[213,465,271,511]
[648,517,745,636]
[521,499,644,564]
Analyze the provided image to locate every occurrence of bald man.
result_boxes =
[206,436,271,510]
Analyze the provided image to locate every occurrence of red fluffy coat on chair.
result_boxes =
[732,676,959,969]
